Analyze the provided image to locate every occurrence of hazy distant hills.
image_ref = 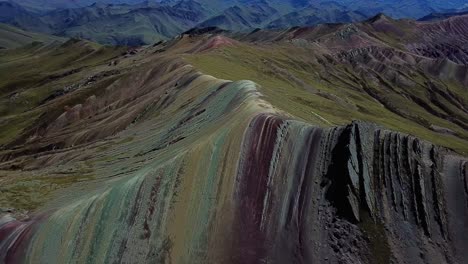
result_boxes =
[2,0,468,45]
[419,8,468,21]
[196,2,279,31]
[0,1,212,45]
[267,2,367,29]
[0,22,64,48]
[8,0,467,15]
[5,0,155,11]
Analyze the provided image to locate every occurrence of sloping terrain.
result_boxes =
[0,14,467,264]
[188,14,468,155]
[0,23,64,49]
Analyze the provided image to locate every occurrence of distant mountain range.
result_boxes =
[2,0,468,45]
[419,8,468,21]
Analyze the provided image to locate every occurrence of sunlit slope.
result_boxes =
[0,73,275,263]
[0,39,126,147]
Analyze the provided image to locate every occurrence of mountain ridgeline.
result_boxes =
[2,0,468,45]
[0,10,468,263]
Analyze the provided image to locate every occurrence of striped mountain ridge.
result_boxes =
[0,55,466,263]
[0,14,467,264]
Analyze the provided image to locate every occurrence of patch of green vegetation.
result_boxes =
[0,111,40,146]
[97,144,114,153]
[185,46,341,125]
[359,212,392,264]
[0,23,65,49]
[0,172,95,211]
[185,44,468,154]
[93,137,134,163]
[0,40,123,98]
[0,41,124,146]
[118,136,135,144]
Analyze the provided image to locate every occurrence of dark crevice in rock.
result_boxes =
[430,146,448,239]
[462,161,468,206]
[324,124,361,223]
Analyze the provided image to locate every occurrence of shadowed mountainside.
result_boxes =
[0,15,467,264]
[0,1,212,45]
[6,0,468,18]
[3,0,468,45]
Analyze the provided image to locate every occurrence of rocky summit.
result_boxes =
[0,3,467,264]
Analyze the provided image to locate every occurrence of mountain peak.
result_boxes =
[366,13,393,23]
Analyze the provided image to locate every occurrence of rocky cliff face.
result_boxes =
[228,117,468,264]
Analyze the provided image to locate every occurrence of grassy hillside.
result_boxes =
[0,39,126,146]
[0,23,64,49]
[183,16,468,154]
[186,44,468,154]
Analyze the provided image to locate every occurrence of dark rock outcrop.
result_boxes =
[233,119,468,264]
